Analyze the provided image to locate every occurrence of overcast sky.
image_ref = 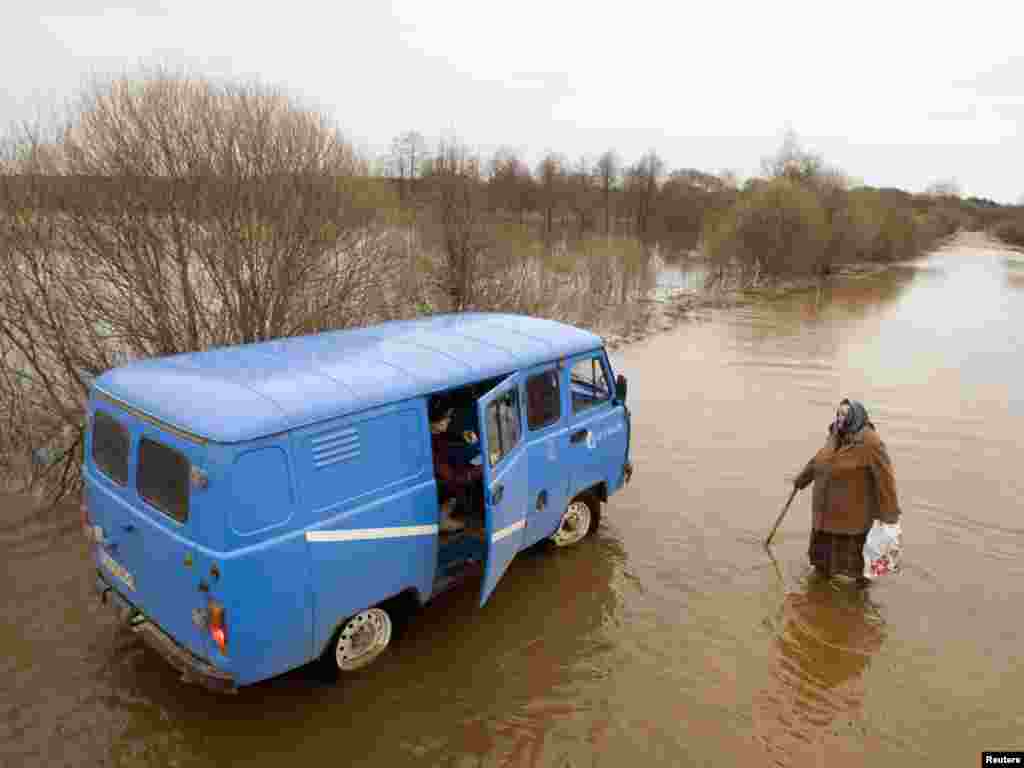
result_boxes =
[4,1,1022,203]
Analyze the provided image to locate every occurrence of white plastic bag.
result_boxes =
[863,520,903,579]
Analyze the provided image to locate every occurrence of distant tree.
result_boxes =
[595,150,619,236]
[762,129,823,185]
[964,196,1001,209]
[536,152,567,239]
[423,139,489,310]
[386,130,430,203]
[568,155,597,239]
[624,151,663,240]
[924,179,961,200]
[656,168,733,251]
[487,146,532,223]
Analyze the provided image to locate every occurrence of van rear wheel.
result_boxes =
[331,607,393,672]
[550,494,600,547]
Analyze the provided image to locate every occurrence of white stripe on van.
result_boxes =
[491,519,526,544]
[306,525,439,543]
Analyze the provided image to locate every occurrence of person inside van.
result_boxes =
[429,399,484,533]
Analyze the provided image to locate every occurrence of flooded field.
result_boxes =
[2,232,1021,767]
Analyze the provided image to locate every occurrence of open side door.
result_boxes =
[476,373,529,607]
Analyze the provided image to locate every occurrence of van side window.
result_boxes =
[570,357,611,414]
[526,370,561,430]
[92,410,130,485]
[137,438,190,523]
[485,388,521,467]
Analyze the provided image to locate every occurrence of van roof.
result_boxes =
[93,313,604,443]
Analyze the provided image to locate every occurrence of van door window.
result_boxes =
[485,388,521,467]
[92,410,130,485]
[570,357,611,414]
[137,438,190,523]
[526,370,561,430]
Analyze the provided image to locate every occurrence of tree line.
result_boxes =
[382,128,1023,289]
[1,71,1021,503]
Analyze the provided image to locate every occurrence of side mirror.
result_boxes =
[615,374,628,403]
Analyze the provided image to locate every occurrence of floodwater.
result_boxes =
[2,232,1022,767]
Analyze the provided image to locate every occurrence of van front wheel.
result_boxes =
[550,495,600,547]
[331,607,393,672]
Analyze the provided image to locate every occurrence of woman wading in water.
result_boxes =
[793,399,902,585]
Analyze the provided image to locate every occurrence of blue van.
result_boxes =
[83,313,632,692]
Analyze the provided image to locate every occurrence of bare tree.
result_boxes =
[762,128,824,185]
[386,130,430,203]
[487,146,532,223]
[0,70,400,502]
[657,168,732,251]
[423,139,490,310]
[595,150,619,236]
[537,152,567,240]
[568,155,596,239]
[624,150,663,241]
[924,179,961,199]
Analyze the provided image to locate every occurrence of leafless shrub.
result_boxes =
[0,70,400,502]
[420,139,491,311]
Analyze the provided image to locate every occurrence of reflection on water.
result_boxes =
[755,575,887,767]
[3,233,1024,767]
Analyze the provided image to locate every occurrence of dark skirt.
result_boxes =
[808,528,869,579]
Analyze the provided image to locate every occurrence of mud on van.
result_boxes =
[83,313,632,692]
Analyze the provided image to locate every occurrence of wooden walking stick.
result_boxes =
[765,487,799,548]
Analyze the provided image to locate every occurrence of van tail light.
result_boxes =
[208,599,227,654]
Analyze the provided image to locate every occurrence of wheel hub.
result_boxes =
[336,608,392,671]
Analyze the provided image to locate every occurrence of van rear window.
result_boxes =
[92,410,129,485]
[137,438,190,523]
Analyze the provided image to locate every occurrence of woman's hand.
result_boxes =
[463,430,478,445]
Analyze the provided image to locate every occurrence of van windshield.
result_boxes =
[137,437,190,523]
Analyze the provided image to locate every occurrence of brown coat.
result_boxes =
[794,425,901,534]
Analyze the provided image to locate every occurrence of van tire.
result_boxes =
[323,606,394,675]
[549,493,600,547]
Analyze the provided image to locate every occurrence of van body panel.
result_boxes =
[290,404,427,517]
[228,446,295,535]
[291,402,437,654]
[520,362,571,548]
[218,533,312,685]
[84,400,213,662]
[477,374,530,607]
[306,483,438,655]
[565,351,629,502]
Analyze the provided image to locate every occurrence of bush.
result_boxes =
[0,70,400,501]
[703,177,828,281]
[992,217,1024,248]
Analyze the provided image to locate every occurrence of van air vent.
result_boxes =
[311,427,361,469]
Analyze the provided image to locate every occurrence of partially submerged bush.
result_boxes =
[701,136,970,286]
[991,217,1024,248]
[703,177,829,283]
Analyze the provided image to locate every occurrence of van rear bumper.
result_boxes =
[95,573,237,694]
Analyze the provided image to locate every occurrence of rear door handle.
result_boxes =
[570,429,589,444]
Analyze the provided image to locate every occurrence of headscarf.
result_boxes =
[834,398,869,436]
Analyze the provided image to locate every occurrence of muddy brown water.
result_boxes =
[2,233,1022,767]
